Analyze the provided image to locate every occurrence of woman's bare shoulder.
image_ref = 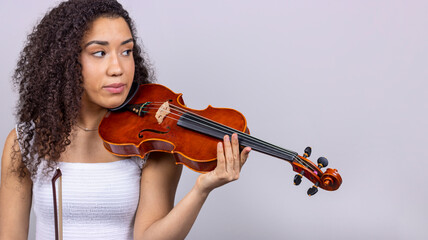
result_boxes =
[4,128,18,145]
[0,128,32,239]
[2,128,19,162]
[1,128,25,181]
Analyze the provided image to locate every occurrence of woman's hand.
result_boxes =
[195,133,251,196]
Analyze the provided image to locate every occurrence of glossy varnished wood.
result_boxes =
[99,84,249,172]
[292,155,342,191]
[99,84,342,193]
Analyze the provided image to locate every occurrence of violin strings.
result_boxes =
[143,103,315,172]
[148,102,296,156]
[142,102,315,170]
[146,103,314,172]
[145,103,297,160]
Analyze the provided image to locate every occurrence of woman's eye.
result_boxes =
[92,51,106,57]
[122,49,133,56]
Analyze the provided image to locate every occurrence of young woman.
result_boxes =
[0,0,251,239]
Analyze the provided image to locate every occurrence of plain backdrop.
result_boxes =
[0,0,427,239]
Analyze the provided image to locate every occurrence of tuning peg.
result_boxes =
[307,182,319,196]
[293,171,304,185]
[303,147,312,158]
[317,157,328,169]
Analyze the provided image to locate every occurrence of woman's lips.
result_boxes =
[103,83,125,94]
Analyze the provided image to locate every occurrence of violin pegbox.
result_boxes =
[290,147,342,196]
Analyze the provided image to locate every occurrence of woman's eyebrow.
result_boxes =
[85,40,108,47]
[84,38,134,48]
[121,38,134,45]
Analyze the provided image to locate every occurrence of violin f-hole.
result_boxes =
[138,127,171,138]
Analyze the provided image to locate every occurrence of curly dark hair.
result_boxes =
[12,0,153,179]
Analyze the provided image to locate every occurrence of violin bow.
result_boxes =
[52,168,63,240]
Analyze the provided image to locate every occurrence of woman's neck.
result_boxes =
[77,102,108,131]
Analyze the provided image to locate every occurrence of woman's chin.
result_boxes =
[101,95,128,110]
[105,101,125,110]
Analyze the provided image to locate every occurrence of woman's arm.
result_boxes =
[134,133,251,240]
[0,129,32,240]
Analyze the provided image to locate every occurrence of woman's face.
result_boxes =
[80,17,135,110]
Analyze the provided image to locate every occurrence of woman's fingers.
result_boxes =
[197,134,251,194]
[217,141,225,171]
[240,146,251,167]
[231,133,240,172]
[221,133,248,180]
[222,135,234,174]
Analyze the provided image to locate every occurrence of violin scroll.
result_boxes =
[291,147,342,196]
[320,168,342,191]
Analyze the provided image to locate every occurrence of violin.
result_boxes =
[99,84,342,196]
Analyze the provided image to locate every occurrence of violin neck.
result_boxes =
[177,112,298,162]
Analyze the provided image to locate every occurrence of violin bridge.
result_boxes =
[155,101,171,124]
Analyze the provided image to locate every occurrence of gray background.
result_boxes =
[1,0,427,239]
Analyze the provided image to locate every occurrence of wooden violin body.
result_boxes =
[99,84,342,194]
[100,84,247,172]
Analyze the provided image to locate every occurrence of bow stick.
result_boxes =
[52,168,63,240]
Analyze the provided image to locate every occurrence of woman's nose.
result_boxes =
[107,53,123,76]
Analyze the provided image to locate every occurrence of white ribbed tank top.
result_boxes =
[32,157,144,240]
